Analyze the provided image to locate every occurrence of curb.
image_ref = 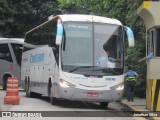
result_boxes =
[120,100,145,112]
[120,101,160,120]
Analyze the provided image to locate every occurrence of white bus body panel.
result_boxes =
[57,14,122,25]
[0,38,24,43]
[58,71,124,102]
[21,45,58,95]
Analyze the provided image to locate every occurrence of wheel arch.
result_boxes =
[2,73,12,90]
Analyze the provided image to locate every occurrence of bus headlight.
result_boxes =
[110,83,124,90]
[59,79,76,88]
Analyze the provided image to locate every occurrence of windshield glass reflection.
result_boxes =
[62,22,124,75]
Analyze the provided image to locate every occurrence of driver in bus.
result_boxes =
[106,50,120,68]
[106,50,120,62]
[97,50,120,68]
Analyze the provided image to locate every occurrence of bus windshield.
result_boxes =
[62,22,124,75]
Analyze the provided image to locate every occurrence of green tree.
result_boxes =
[0,0,15,37]
[0,0,62,37]
[58,0,131,24]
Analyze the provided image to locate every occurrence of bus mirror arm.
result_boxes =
[125,26,135,47]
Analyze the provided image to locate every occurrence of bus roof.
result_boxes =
[26,14,122,34]
[0,38,24,44]
[58,14,122,25]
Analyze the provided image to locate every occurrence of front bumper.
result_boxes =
[58,86,123,102]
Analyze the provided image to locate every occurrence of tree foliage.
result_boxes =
[0,0,62,37]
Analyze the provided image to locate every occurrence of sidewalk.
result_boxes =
[121,98,160,120]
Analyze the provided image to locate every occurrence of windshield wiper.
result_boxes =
[69,66,95,73]
[105,68,119,74]
[93,68,120,74]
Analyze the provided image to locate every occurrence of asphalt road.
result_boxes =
[0,90,138,120]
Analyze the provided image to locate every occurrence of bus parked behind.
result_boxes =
[0,38,24,90]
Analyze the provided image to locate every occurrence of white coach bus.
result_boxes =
[0,38,24,89]
[21,14,135,108]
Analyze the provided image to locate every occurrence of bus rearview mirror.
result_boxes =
[125,26,135,47]
[56,23,63,45]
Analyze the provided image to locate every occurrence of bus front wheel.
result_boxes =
[50,88,58,105]
[26,80,33,98]
[100,102,109,109]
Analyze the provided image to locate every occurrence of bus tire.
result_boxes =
[26,80,33,98]
[24,77,28,91]
[100,102,109,109]
[50,88,57,105]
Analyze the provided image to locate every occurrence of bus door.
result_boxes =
[9,43,23,78]
[50,46,59,97]
[0,43,13,89]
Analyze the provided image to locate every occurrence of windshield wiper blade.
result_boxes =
[93,68,120,74]
[106,68,119,74]
[69,66,95,73]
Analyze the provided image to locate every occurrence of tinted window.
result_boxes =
[25,20,57,46]
[156,29,160,56]
[24,19,59,65]
[0,44,12,62]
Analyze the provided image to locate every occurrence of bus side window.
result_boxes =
[0,44,13,62]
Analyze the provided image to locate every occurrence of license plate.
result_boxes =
[87,92,98,97]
